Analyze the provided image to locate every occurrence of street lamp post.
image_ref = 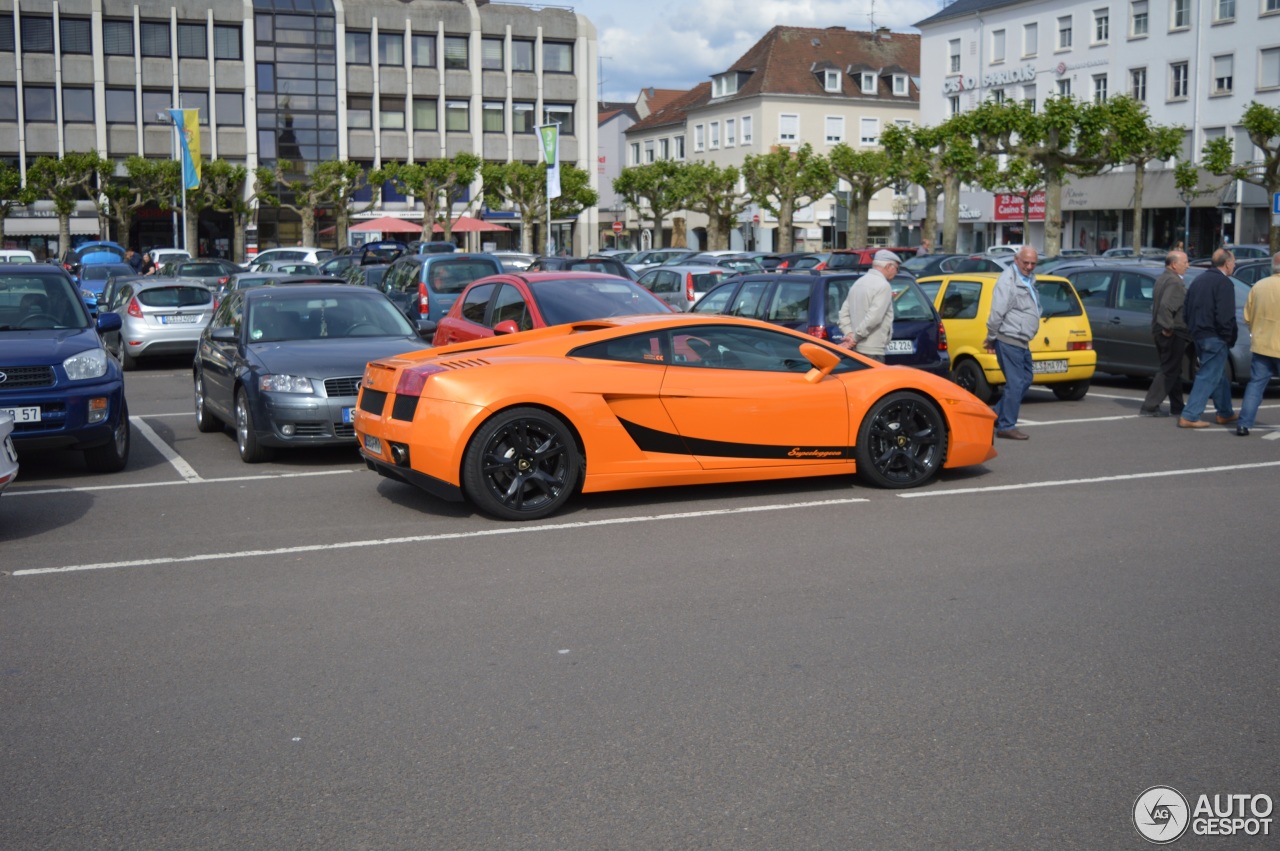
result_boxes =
[1177,186,1193,252]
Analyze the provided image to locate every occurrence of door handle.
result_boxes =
[1109,317,1122,324]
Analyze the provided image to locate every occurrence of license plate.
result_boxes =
[342,407,355,424]
[162,314,199,324]
[1,406,40,423]
[886,339,917,354]
[1033,359,1069,374]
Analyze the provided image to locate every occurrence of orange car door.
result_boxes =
[659,325,850,470]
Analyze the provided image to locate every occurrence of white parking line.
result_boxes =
[7,469,354,497]
[10,497,872,576]
[130,416,203,482]
[899,460,1280,498]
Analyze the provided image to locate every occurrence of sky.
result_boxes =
[560,0,948,103]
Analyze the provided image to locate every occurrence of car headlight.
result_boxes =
[63,347,109,381]
[259,374,315,394]
[81,288,96,300]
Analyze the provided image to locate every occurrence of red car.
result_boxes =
[431,272,674,345]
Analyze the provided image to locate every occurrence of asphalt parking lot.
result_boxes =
[3,360,1279,849]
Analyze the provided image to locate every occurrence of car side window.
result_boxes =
[1115,272,1154,311]
[764,281,810,323]
[572,332,667,364]
[691,282,736,314]
[727,280,770,318]
[939,280,982,320]
[1070,271,1113,307]
[490,284,532,331]
[670,325,863,373]
[1037,280,1084,317]
[459,283,496,324]
[113,284,133,310]
[890,280,935,321]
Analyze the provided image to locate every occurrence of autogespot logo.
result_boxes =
[1134,786,1190,844]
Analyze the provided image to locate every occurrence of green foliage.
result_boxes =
[373,154,483,242]
[741,144,833,253]
[673,161,750,251]
[1202,101,1280,251]
[612,160,687,249]
[482,161,596,253]
[829,143,899,247]
[23,152,113,251]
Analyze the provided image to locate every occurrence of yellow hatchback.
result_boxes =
[916,273,1096,402]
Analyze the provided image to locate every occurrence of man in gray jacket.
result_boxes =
[984,245,1041,440]
[1139,250,1190,417]
[837,249,899,361]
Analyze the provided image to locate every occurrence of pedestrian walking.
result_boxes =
[985,245,1041,440]
[1234,252,1280,436]
[836,249,899,362]
[1139,250,1191,417]
[1177,249,1238,429]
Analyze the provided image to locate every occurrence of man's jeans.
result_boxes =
[1182,337,1235,422]
[1239,353,1280,429]
[993,340,1034,431]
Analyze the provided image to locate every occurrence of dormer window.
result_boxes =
[892,74,908,95]
[824,69,841,92]
[861,72,877,93]
[712,71,749,98]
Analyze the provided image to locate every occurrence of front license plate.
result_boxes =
[885,339,917,354]
[342,407,355,424]
[1,406,41,423]
[1033,359,1069,374]
[161,314,199,324]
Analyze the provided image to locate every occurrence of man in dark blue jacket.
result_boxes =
[1178,249,1238,428]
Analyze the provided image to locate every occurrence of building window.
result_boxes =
[1266,0,1280,13]
[544,103,574,135]
[544,41,572,73]
[512,39,534,71]
[142,90,171,122]
[1131,1,1149,36]
[1023,84,1037,111]
[859,117,879,145]
[629,142,640,165]
[949,95,961,115]
[1058,78,1073,97]
[216,91,244,125]
[659,138,670,159]
[348,95,372,129]
[177,23,206,58]
[1212,54,1234,93]
[992,88,1007,104]
[1171,0,1191,29]
[378,32,404,66]
[1214,0,1235,20]
[103,20,133,55]
[694,124,705,151]
[24,86,55,121]
[1093,73,1108,102]
[1171,61,1189,97]
[644,140,655,162]
[346,31,371,65]
[412,34,435,67]
[1093,9,1110,42]
[62,88,94,122]
[60,19,92,54]
[482,37,503,70]
[213,25,240,60]
[825,116,844,143]
[860,71,877,93]
[725,118,736,146]
[444,36,468,70]
[179,90,209,123]
[0,86,16,122]
[893,74,908,95]
[1131,67,1148,100]
[380,97,405,130]
[20,16,53,53]
[512,102,535,133]
[1058,16,1073,49]
[1261,47,1280,89]
[105,88,136,124]
[823,69,840,92]
[674,135,686,159]
[0,18,11,52]
[139,21,169,57]
[709,121,720,149]
[949,38,961,73]
[445,100,469,131]
[991,29,1006,62]
[741,115,753,144]
[779,114,798,143]
[1024,23,1038,56]
[482,101,503,132]
[413,98,438,131]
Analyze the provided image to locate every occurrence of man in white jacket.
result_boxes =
[837,249,899,362]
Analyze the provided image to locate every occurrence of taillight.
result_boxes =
[127,297,143,318]
[685,273,696,303]
[938,321,948,352]
[779,261,789,269]
[218,276,229,286]
[396,364,448,396]
[814,261,827,271]
[417,281,429,315]
[806,325,828,339]
[1068,340,1093,351]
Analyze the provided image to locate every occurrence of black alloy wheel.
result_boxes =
[463,407,582,520]
[952,358,996,403]
[855,391,948,489]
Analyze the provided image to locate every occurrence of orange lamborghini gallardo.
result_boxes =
[354,314,998,520]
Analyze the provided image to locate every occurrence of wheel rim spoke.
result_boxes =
[482,419,570,511]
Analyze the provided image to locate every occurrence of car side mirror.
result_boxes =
[210,326,237,342]
[493,320,520,336]
[799,342,841,382]
[96,312,122,334]
[415,318,437,338]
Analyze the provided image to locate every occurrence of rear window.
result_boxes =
[825,253,869,272]
[890,279,936,321]
[691,272,722,289]
[179,263,230,276]
[80,264,133,281]
[531,277,670,325]
[76,244,125,260]
[426,259,500,294]
[1036,280,1084,318]
[138,286,212,307]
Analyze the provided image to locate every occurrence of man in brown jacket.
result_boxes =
[1139,250,1190,417]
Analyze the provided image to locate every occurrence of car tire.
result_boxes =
[855,391,948,490]
[119,343,138,371]
[462,407,582,521]
[84,402,130,473]
[194,371,222,433]
[1051,380,1090,401]
[235,388,274,463]
[952,358,996,403]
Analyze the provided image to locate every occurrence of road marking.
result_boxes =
[130,415,203,482]
[6,469,354,497]
[899,460,1280,498]
[11,497,871,576]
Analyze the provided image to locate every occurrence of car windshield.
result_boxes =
[532,277,670,325]
[137,286,212,307]
[247,292,414,342]
[0,273,92,330]
[427,260,499,294]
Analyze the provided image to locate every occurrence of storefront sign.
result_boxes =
[994,192,1046,222]
[983,65,1037,88]
[958,204,983,220]
[942,75,978,95]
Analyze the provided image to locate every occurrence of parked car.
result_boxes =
[681,253,765,274]
[592,249,638,263]
[60,240,126,277]
[193,284,428,462]
[0,249,37,264]
[0,263,130,471]
[319,255,362,277]
[411,241,459,255]
[527,255,640,280]
[247,246,333,268]
[690,272,950,376]
[916,272,1096,401]
[1230,259,1275,286]
[823,247,918,274]
[250,260,322,276]
[77,262,135,317]
[0,409,17,495]
[898,253,973,278]
[345,263,393,290]
[1189,244,1271,266]
[224,271,291,294]
[431,272,673,346]
[1102,246,1168,259]
[146,247,191,268]
[163,258,243,290]
[1061,262,1263,385]
[953,256,1010,273]
[100,278,215,370]
[357,240,408,265]
[492,250,536,272]
[984,244,1022,257]
[379,252,504,330]
[636,265,727,311]
[626,248,699,271]
[354,313,999,520]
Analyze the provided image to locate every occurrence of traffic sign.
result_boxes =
[752,214,760,224]
[1273,192,1280,215]
[612,221,623,233]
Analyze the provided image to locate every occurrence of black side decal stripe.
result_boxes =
[618,417,852,460]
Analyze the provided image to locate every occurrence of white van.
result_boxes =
[0,249,38,263]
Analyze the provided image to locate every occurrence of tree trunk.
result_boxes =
[671,217,686,248]
[1131,161,1146,249]
[233,211,248,262]
[777,197,794,253]
[115,208,135,251]
[942,175,960,253]
[186,215,199,255]
[922,187,940,252]
[649,209,666,249]
[1043,173,1064,258]
[851,191,871,247]
[58,216,71,256]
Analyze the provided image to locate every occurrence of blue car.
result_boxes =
[59,240,127,277]
[690,272,950,375]
[0,264,130,471]
[77,261,135,318]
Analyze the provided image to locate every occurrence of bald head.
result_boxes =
[1013,246,1037,275]
[1211,248,1235,269]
